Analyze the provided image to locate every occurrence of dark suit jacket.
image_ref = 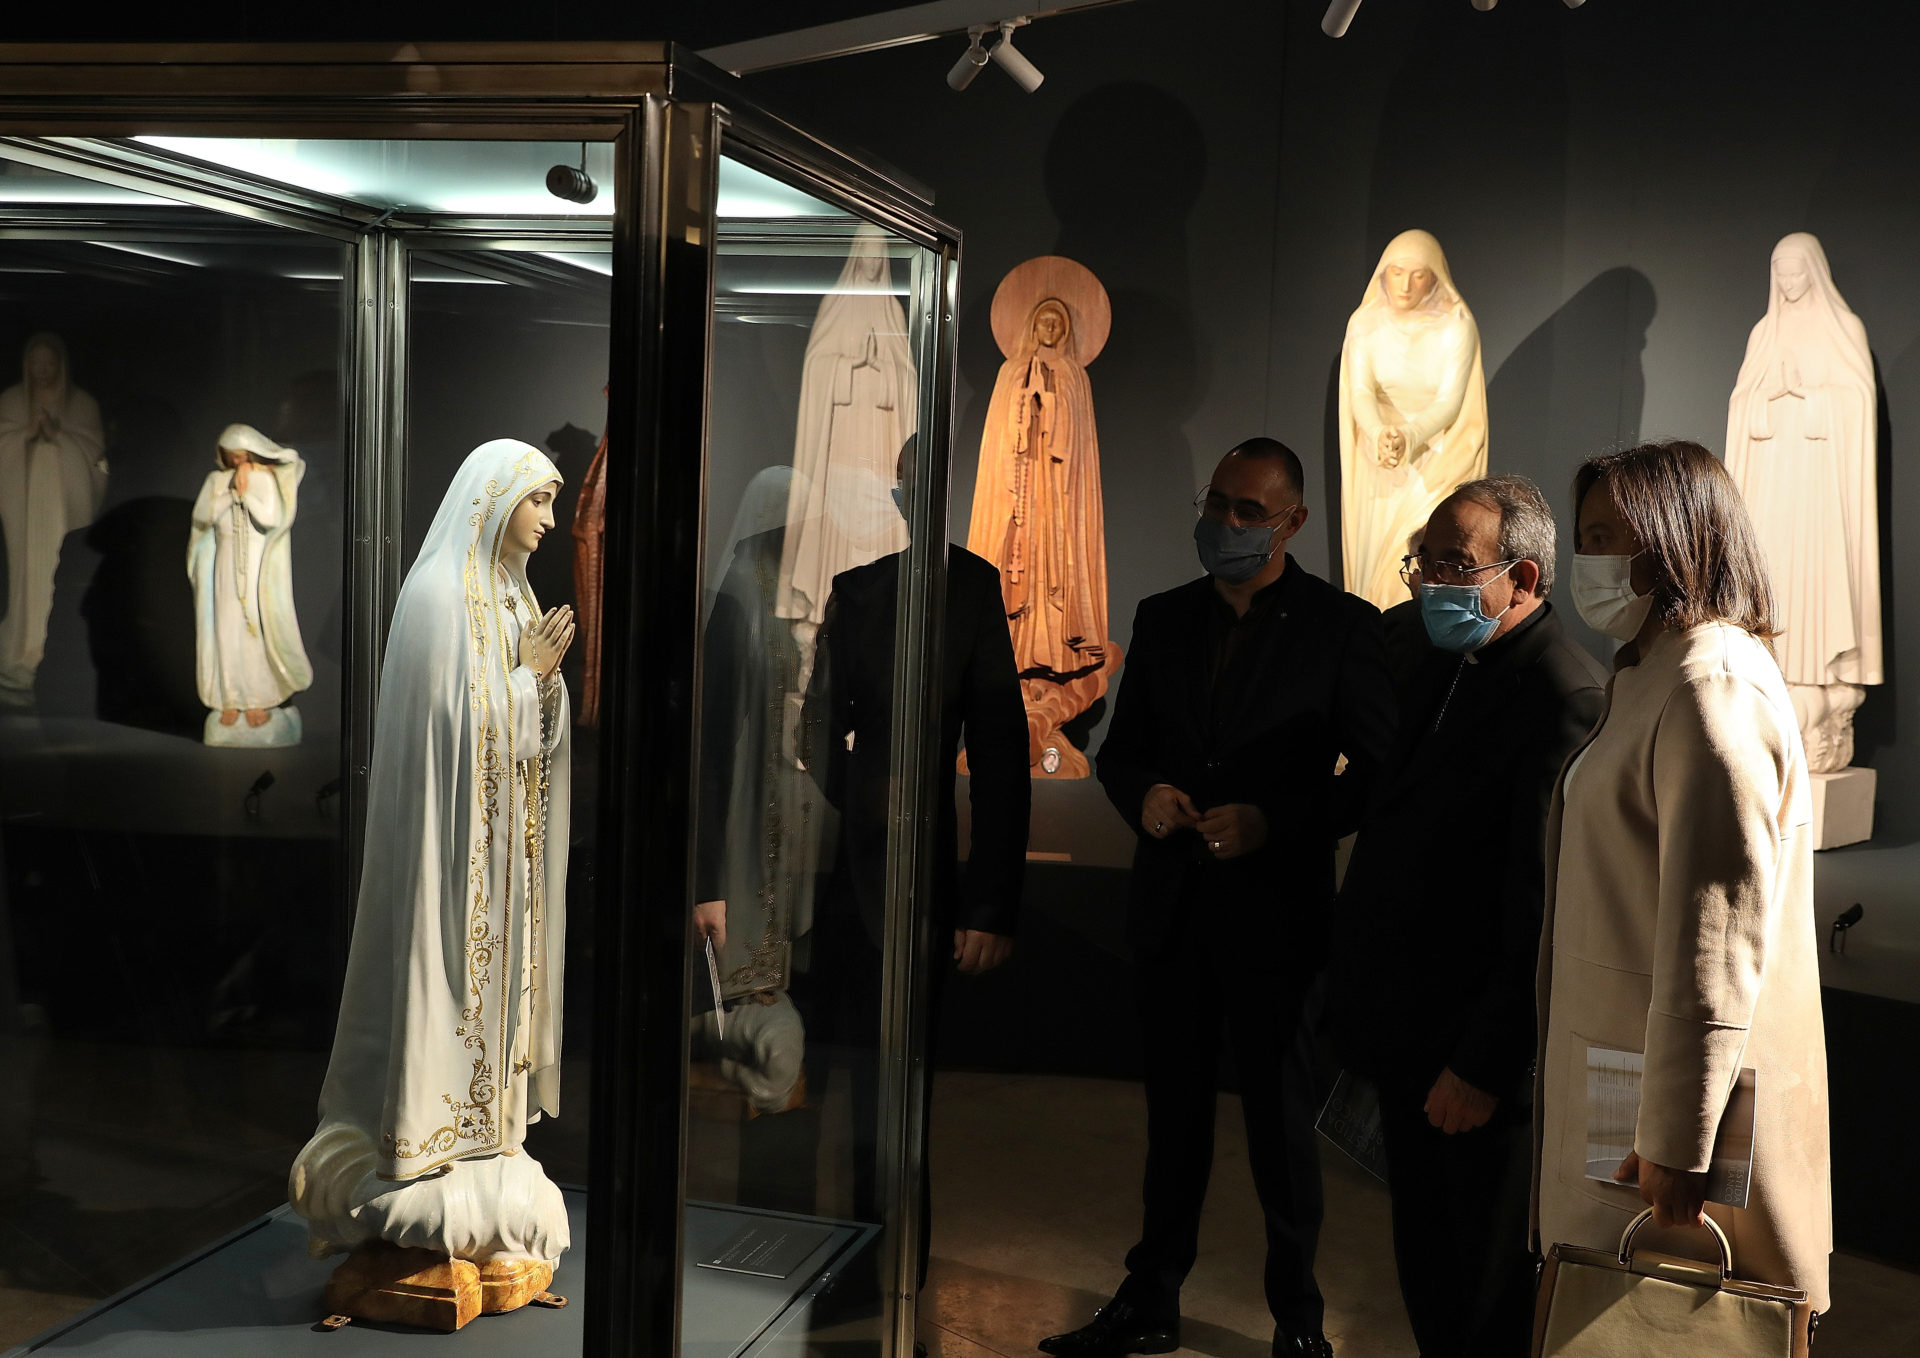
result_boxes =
[1095,559,1397,967]
[804,545,1031,943]
[1326,602,1606,1095]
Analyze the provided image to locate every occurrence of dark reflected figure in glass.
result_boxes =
[1046,438,1396,1358]
[0,334,107,707]
[1326,477,1604,1358]
[691,466,821,1120]
[798,437,1030,1272]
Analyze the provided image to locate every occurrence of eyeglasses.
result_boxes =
[1194,487,1299,529]
[1412,554,1519,587]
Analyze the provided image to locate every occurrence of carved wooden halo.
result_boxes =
[990,255,1112,365]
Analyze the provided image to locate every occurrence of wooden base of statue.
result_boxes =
[1810,766,1875,851]
[317,1243,565,1333]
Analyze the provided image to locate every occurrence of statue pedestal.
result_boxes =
[1811,766,1875,851]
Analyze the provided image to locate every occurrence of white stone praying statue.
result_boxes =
[1726,233,1882,843]
[0,333,106,706]
[1338,230,1489,610]
[290,440,576,1328]
[188,424,312,746]
[776,224,917,682]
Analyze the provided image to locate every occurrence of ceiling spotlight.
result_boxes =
[1322,0,1363,35]
[989,20,1045,93]
[546,144,597,205]
[948,26,992,91]
[1472,0,1498,9]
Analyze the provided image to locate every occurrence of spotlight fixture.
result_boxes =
[545,143,598,205]
[1472,0,1498,10]
[988,20,1045,93]
[1321,0,1364,36]
[947,26,992,91]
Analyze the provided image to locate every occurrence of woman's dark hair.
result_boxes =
[1573,439,1779,639]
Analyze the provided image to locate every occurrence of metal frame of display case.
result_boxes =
[0,44,961,1358]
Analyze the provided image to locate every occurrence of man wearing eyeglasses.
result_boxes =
[1324,475,1604,1358]
[1040,438,1395,1358]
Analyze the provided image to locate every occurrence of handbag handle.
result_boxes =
[1617,1207,1733,1280]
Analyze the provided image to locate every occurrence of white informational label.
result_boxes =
[1583,1045,1756,1210]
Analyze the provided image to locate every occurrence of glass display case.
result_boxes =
[0,45,960,1358]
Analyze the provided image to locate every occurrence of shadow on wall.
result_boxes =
[1488,267,1658,474]
[1037,81,1209,673]
[1855,345,1902,826]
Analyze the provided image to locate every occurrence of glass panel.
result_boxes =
[0,139,615,1353]
[688,154,938,1357]
[0,159,351,1344]
[401,239,613,1200]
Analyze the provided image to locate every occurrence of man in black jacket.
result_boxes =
[800,441,1032,1272]
[1042,437,1396,1358]
[1326,475,1604,1358]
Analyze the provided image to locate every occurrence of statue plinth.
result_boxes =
[1810,766,1875,851]
[318,1244,564,1332]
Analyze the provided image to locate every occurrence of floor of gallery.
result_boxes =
[3,1064,1917,1354]
[919,1072,1920,1358]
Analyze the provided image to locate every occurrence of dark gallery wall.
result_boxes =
[747,0,1920,854]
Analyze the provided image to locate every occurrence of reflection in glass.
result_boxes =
[0,332,106,707]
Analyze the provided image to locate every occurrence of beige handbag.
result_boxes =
[1533,1209,1816,1357]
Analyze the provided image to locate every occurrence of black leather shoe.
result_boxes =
[1038,1301,1180,1358]
[1272,1332,1333,1358]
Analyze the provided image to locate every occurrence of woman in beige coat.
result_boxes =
[1535,440,1831,1323]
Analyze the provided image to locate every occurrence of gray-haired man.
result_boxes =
[1326,475,1606,1357]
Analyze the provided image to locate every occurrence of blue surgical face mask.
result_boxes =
[1419,563,1516,653]
[1194,515,1282,584]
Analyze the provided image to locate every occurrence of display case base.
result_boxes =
[12,1191,872,1357]
[1811,766,1875,850]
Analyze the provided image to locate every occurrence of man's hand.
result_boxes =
[953,930,1012,975]
[1423,1067,1497,1135]
[1195,803,1268,860]
[1141,783,1201,840]
[1612,1150,1708,1229]
[693,899,727,949]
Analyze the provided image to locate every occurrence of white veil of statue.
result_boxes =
[290,439,572,1265]
[1725,232,1881,740]
[0,332,107,704]
[775,225,917,671]
[1338,230,1488,610]
[188,423,313,724]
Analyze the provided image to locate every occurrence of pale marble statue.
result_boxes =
[290,440,576,1296]
[965,255,1118,778]
[776,225,917,682]
[1726,233,1881,774]
[188,423,312,747]
[1339,230,1489,610]
[0,333,106,706]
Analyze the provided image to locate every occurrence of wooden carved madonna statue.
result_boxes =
[965,255,1119,779]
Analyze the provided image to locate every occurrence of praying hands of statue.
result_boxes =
[32,409,59,443]
[519,603,576,681]
[230,454,253,495]
[1768,355,1806,403]
[1376,426,1408,468]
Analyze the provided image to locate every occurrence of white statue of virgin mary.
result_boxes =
[1725,232,1881,773]
[188,423,312,747]
[776,224,917,679]
[290,440,577,1283]
[1338,229,1489,610]
[0,333,107,706]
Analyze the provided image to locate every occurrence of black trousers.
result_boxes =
[1118,920,1326,1337]
[1376,1075,1537,1358]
